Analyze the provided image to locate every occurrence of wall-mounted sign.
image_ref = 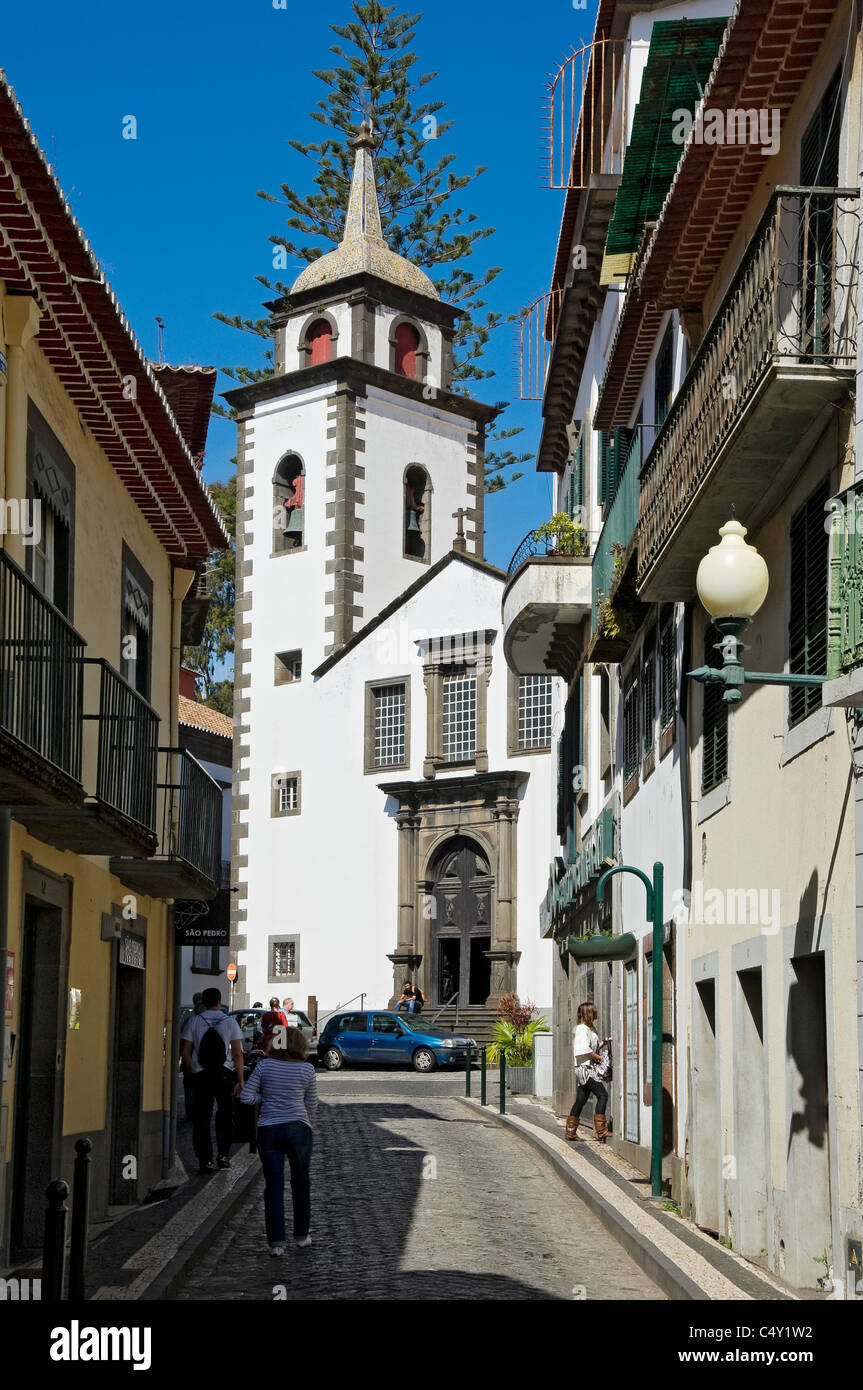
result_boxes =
[4,951,14,1019]
[175,893,229,946]
[119,931,145,970]
[540,805,615,937]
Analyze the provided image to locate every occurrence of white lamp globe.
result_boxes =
[696,516,769,620]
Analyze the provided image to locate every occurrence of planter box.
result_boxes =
[566,931,637,962]
[508,1064,534,1094]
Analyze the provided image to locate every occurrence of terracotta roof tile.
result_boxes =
[178,695,233,740]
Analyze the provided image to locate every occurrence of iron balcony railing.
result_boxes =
[828,483,863,678]
[157,747,221,886]
[506,526,589,583]
[639,187,860,584]
[85,659,159,831]
[0,547,85,781]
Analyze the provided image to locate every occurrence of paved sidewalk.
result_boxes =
[480,1095,804,1301]
[175,1093,668,1300]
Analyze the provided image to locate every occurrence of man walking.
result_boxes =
[180,987,245,1175]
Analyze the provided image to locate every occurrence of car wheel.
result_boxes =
[412,1047,437,1073]
[322,1046,344,1071]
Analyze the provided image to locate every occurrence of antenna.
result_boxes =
[155,316,166,365]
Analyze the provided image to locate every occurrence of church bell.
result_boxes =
[283,505,304,538]
[405,508,421,534]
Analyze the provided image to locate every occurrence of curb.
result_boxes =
[143,1155,262,1301]
[457,1096,707,1301]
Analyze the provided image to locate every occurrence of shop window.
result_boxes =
[788,481,830,728]
[404,464,429,561]
[394,322,420,378]
[273,453,305,553]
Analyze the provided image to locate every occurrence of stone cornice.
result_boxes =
[378,769,530,809]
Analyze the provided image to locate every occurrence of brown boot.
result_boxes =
[593,1112,609,1143]
[565,1116,583,1141]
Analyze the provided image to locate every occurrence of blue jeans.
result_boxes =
[257,1121,313,1243]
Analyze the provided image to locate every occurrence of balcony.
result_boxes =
[638,187,859,599]
[111,747,222,900]
[502,530,591,680]
[0,548,86,810]
[19,659,159,856]
[589,428,646,662]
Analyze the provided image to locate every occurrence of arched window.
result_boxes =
[404,465,429,561]
[306,318,333,366]
[273,453,305,553]
[394,322,420,378]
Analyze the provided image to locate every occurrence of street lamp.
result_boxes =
[689,509,827,704]
[596,860,665,1199]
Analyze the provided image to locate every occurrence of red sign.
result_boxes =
[226,962,237,982]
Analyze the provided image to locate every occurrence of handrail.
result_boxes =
[429,991,460,1031]
[83,658,159,830]
[317,992,368,1027]
[506,528,589,583]
[157,746,221,885]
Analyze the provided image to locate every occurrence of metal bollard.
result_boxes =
[465,1043,472,1096]
[43,1179,69,1302]
[69,1138,92,1301]
[499,1052,506,1115]
[480,1047,487,1106]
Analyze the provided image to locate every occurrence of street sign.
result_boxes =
[226,962,237,982]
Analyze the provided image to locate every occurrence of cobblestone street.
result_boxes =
[176,1072,666,1301]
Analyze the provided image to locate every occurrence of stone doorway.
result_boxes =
[430,837,493,1006]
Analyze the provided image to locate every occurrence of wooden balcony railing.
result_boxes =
[639,187,860,586]
[0,547,84,781]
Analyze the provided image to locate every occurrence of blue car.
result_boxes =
[318,1010,477,1072]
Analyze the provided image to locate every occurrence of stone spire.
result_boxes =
[291,120,439,299]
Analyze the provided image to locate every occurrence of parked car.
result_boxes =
[228,1007,318,1056]
[317,1010,477,1072]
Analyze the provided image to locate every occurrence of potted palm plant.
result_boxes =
[487,992,549,1094]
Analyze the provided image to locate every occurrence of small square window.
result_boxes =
[271,771,301,816]
[275,650,302,685]
[365,678,410,773]
[268,933,300,983]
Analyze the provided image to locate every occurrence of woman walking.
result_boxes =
[240,1027,318,1255]
[565,1003,611,1143]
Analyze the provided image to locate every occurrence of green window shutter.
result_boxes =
[800,67,840,186]
[660,618,676,730]
[598,430,611,506]
[642,633,656,754]
[702,622,728,794]
[575,432,585,511]
[788,481,830,727]
[623,672,639,782]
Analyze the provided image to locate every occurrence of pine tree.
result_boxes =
[215,0,526,489]
[184,475,236,712]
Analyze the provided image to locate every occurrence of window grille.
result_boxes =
[441,668,477,761]
[518,674,552,749]
[374,684,406,766]
[273,941,296,977]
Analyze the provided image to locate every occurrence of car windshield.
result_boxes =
[396,1014,441,1033]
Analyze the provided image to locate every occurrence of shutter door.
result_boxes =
[625,961,639,1143]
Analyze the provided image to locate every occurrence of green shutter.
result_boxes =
[642,634,656,754]
[702,622,728,793]
[598,430,611,506]
[789,481,830,727]
[660,618,676,730]
[623,672,639,782]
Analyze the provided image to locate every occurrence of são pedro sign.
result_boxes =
[541,805,614,936]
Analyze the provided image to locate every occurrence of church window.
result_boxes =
[273,453,305,554]
[364,677,410,773]
[441,668,477,763]
[271,770,301,817]
[306,318,333,366]
[394,322,420,378]
[275,650,302,685]
[268,934,300,983]
[404,465,429,561]
[517,675,552,750]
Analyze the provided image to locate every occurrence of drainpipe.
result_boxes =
[676,603,693,1203]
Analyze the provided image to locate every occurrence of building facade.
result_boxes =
[0,76,225,1258]
[227,124,555,1029]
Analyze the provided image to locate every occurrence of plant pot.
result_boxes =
[588,633,632,663]
[507,1063,534,1094]
[566,931,637,962]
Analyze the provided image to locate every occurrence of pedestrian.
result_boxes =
[281,996,295,1018]
[410,983,425,1015]
[565,1002,612,1143]
[252,1001,264,1009]
[240,1026,318,1257]
[180,987,246,1174]
[395,983,413,1012]
[183,993,206,1120]
[192,992,205,1016]
[269,996,289,1026]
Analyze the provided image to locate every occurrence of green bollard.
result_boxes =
[480,1047,487,1106]
[465,1043,472,1096]
[499,1052,506,1115]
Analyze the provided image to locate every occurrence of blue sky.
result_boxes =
[2,0,599,569]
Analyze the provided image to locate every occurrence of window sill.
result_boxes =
[270,545,307,559]
[697,778,730,824]
[507,743,552,758]
[403,551,430,565]
[659,719,675,759]
[780,704,833,766]
[365,760,409,776]
[642,746,655,782]
[623,770,639,806]
[271,808,301,818]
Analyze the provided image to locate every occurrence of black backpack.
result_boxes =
[197,1015,227,1073]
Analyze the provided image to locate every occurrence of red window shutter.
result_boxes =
[307,319,333,366]
[394,323,420,378]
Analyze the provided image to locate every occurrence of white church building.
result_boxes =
[225,123,555,1028]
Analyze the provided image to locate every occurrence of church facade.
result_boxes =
[226,124,555,1023]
